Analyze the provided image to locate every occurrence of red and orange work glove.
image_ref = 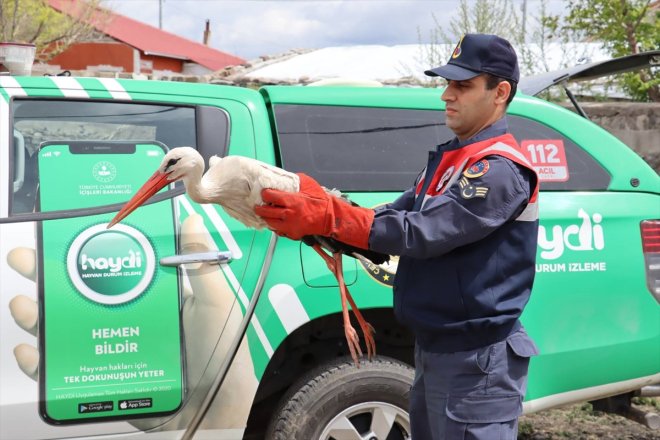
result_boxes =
[254,174,374,250]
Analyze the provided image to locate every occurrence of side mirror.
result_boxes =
[13,129,25,192]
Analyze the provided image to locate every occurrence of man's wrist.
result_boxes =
[328,201,374,250]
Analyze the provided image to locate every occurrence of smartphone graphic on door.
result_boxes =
[37,141,184,424]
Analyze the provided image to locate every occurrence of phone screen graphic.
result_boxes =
[37,142,183,424]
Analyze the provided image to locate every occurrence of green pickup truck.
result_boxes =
[0,53,658,440]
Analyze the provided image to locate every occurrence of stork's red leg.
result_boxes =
[331,251,364,365]
[333,252,377,361]
[343,292,376,359]
[311,244,363,366]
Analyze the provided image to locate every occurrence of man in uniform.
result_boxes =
[255,33,540,439]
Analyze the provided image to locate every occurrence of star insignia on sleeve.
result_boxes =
[459,177,489,199]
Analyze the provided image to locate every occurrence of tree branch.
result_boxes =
[631,0,651,32]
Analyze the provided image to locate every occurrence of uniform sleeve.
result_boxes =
[377,186,416,212]
[368,155,534,259]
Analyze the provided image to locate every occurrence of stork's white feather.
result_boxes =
[155,149,376,364]
[161,147,299,229]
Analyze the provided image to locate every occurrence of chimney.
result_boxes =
[203,19,211,45]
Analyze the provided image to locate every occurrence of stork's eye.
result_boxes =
[164,157,181,171]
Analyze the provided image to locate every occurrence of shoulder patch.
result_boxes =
[463,159,489,178]
[459,177,489,199]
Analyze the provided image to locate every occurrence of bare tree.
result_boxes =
[413,0,596,97]
[412,0,527,86]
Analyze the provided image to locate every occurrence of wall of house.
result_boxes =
[48,42,185,74]
[140,54,182,74]
[49,42,134,73]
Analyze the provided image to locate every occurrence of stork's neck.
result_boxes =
[181,166,214,204]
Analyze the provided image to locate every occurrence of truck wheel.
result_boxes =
[266,356,413,440]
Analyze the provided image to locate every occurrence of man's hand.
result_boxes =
[7,214,258,429]
[255,173,375,249]
[255,174,333,239]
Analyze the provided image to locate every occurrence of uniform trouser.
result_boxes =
[410,328,539,440]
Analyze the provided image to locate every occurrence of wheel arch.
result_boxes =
[244,307,415,438]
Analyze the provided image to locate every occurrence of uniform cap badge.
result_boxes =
[452,35,464,59]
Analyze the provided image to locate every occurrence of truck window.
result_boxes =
[508,115,611,191]
[10,100,197,214]
[274,104,611,193]
[273,104,453,191]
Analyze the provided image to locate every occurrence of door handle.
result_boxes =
[160,251,233,267]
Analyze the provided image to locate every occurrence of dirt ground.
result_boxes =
[518,397,660,440]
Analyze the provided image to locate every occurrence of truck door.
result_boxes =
[509,113,660,401]
[0,77,264,439]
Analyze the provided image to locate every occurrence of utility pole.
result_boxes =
[159,0,163,29]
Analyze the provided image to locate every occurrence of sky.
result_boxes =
[104,0,567,61]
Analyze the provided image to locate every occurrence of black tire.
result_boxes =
[266,356,414,440]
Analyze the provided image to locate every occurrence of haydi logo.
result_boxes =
[538,209,604,260]
[67,224,155,305]
[80,250,143,273]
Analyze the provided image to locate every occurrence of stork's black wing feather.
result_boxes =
[301,235,389,265]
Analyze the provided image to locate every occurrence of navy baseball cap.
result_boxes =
[425,33,520,83]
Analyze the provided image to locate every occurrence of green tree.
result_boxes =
[0,0,103,61]
[560,0,659,101]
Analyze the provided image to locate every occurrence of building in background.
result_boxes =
[46,0,244,76]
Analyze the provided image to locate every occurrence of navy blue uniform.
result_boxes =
[367,118,539,439]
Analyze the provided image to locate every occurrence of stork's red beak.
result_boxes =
[107,170,171,228]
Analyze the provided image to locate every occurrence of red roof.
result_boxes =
[48,0,245,71]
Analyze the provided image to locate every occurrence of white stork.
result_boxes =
[108,147,381,365]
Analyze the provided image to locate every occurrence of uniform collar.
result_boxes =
[440,117,509,151]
